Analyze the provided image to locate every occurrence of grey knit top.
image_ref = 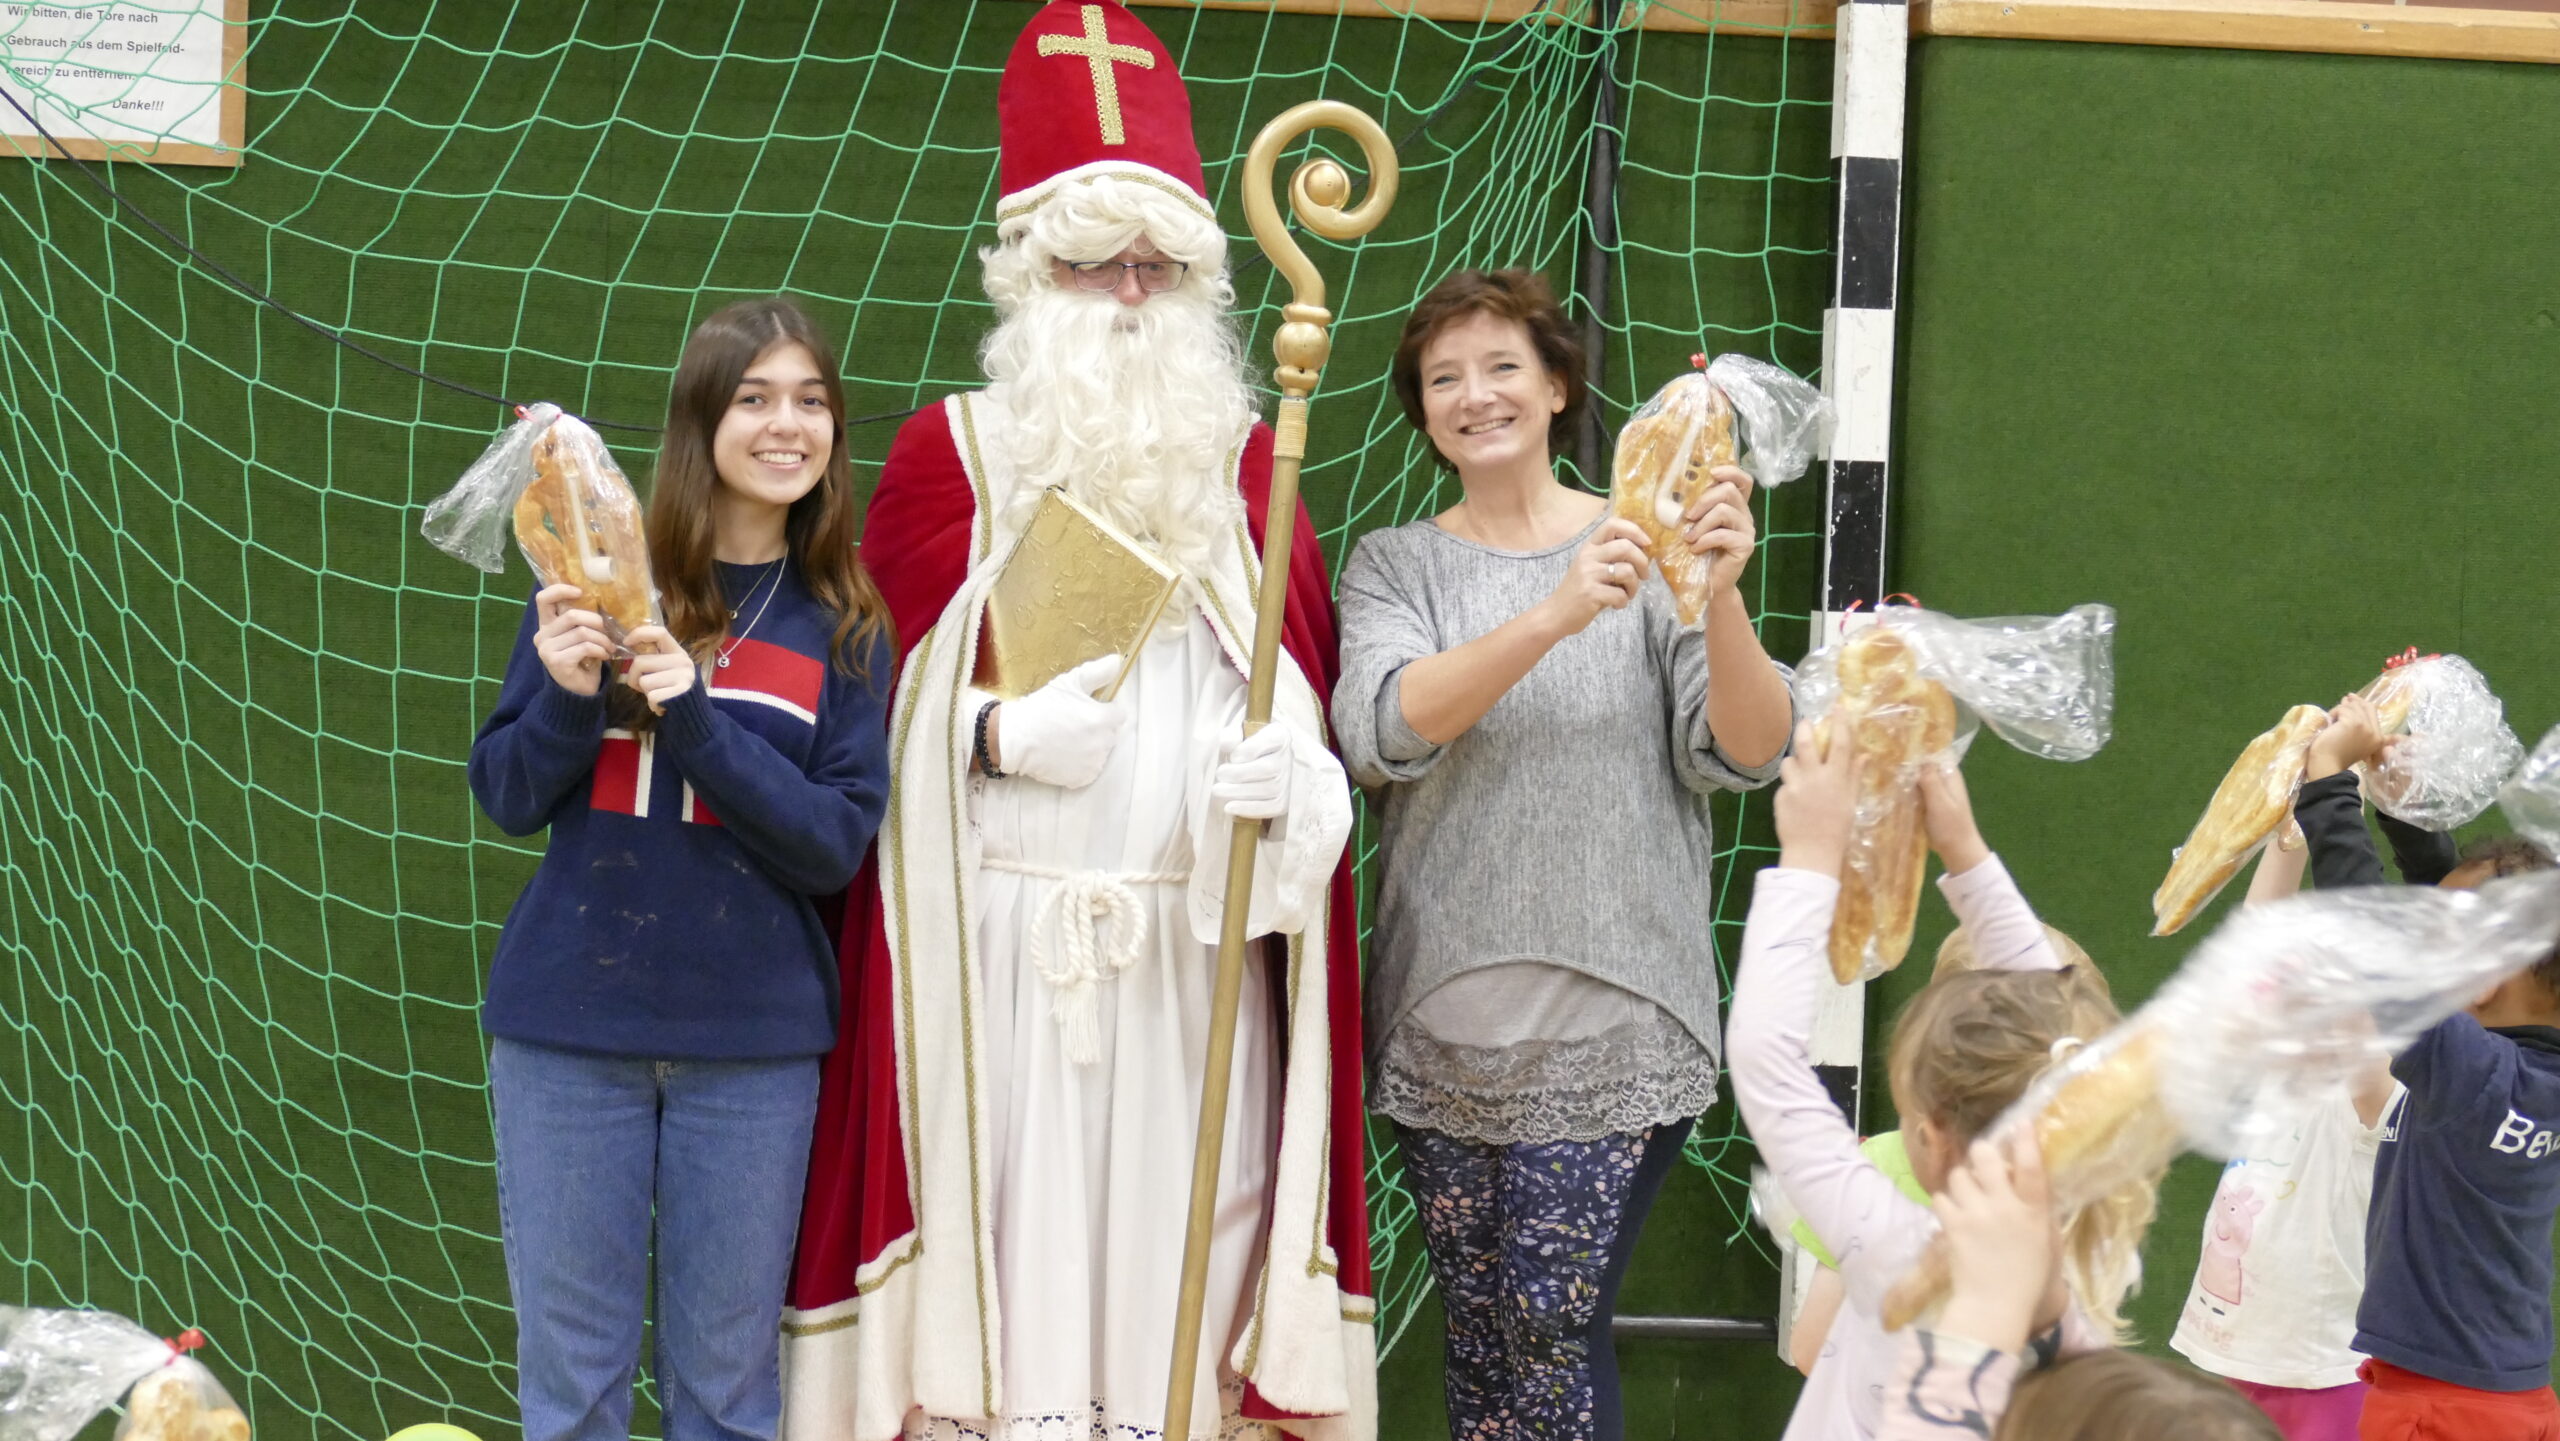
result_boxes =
[1332,513,1789,1143]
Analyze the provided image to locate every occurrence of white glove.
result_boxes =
[995,654,1130,790]
[1211,721,1299,822]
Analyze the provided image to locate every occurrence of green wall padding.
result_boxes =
[0,3,1836,1437]
[1888,33,2560,1370]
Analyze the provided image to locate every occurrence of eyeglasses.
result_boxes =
[1062,259,1189,293]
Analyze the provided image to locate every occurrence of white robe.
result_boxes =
[783,392,1371,1441]
[912,594,1342,1441]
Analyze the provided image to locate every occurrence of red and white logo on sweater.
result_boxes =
[593,728,655,817]
[589,639,822,824]
[706,637,823,725]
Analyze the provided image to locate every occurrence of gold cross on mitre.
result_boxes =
[1037,4,1155,146]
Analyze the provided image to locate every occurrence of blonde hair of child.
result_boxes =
[1887,965,2159,1340]
[2000,1350,2280,1439]
[1932,923,2110,1002]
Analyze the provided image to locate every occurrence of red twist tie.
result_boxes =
[1840,598,1864,617]
[1882,592,1922,609]
[1689,352,1709,371]
[2383,646,2429,670]
[167,1329,206,1357]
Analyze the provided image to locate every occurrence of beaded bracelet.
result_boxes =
[973,698,1005,779]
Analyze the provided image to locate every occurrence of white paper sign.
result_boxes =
[1,1,236,156]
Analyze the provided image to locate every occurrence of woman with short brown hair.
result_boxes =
[1332,268,1794,1440]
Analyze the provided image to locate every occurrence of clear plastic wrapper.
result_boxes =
[0,1309,245,1441]
[2502,723,2560,855]
[421,403,660,644]
[1792,603,2117,764]
[116,1358,247,1441]
[1807,626,1960,984]
[1608,355,1830,627]
[1886,871,2560,1330]
[2151,705,2330,936]
[1886,604,2115,763]
[1793,602,2115,983]
[2153,873,2560,1158]
[2352,653,2524,832]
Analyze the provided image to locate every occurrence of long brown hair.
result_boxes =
[614,296,890,729]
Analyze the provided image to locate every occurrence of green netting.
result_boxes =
[0,2,1834,1435]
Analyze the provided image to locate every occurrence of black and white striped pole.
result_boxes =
[1781,0,1909,1355]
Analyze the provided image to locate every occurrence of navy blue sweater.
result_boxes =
[2296,772,2560,1391]
[468,562,891,1059]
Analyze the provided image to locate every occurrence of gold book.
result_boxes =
[976,487,1181,702]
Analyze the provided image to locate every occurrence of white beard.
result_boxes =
[980,282,1257,573]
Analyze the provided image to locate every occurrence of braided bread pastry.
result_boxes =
[124,1369,251,1441]
[2151,704,2329,936]
[2357,661,2422,736]
[1828,626,1960,984]
[511,418,656,640]
[1610,375,1737,628]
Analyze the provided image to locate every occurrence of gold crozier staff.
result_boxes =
[1161,99,1398,1441]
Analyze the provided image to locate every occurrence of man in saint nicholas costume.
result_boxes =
[779,5,1376,1439]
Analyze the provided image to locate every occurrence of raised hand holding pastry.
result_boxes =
[421,403,662,649]
[1607,353,1827,628]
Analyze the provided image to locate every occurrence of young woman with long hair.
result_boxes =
[466,296,892,1441]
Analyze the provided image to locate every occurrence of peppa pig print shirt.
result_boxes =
[2170,1085,2385,1390]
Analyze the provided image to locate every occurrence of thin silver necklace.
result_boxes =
[716,558,786,669]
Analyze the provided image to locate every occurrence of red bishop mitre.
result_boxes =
[997,1,1214,225]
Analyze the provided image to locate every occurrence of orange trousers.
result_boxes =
[2359,1359,2560,1441]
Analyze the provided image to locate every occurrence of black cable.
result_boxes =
[3,14,1544,435]
[0,84,668,432]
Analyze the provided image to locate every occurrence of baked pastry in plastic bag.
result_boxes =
[1794,603,2117,766]
[115,1358,248,1441]
[2150,705,2329,936]
[1793,602,2116,981]
[2352,651,2524,832]
[2502,723,2560,855]
[421,403,660,646]
[1812,628,1958,984]
[2155,874,2560,1160]
[1609,354,1829,627]
[1887,869,2560,1330]
[0,1307,248,1441]
[1878,603,2116,763]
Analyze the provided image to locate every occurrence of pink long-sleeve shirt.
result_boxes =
[1876,1328,2021,1440]
[1730,857,2091,1441]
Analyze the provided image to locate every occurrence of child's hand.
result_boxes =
[1776,719,1859,876]
[1933,1132,2058,1354]
[1918,758,1992,877]
[2305,692,2385,782]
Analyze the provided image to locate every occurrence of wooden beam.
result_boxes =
[1124,0,2560,61]
[1124,0,1559,20]
[1119,0,1838,35]
[1913,0,2560,64]
[1619,1,1839,35]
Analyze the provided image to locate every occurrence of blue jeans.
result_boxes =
[489,1039,820,1441]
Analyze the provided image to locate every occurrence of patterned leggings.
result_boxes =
[1395,1118,1693,1441]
